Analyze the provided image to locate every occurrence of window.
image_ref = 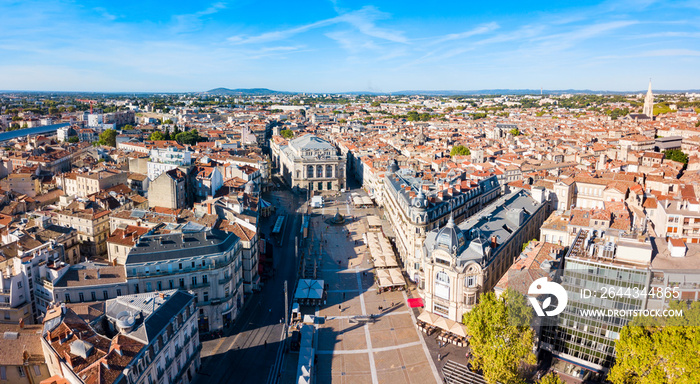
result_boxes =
[91,292,96,301]
[116,289,122,296]
[17,281,22,289]
[433,303,449,316]
[134,284,140,294]
[79,293,85,302]
[203,292,209,302]
[146,282,152,292]
[466,275,476,288]
[18,367,25,377]
[179,278,185,288]
[157,281,162,291]
[202,275,208,285]
[307,165,314,178]
[192,276,197,286]
[64,293,71,303]
[179,263,183,270]
[0,367,5,380]
[191,261,195,268]
[327,182,332,190]
[326,165,333,178]
[435,271,450,300]
[318,182,323,190]
[169,280,174,289]
[316,165,323,178]
[33,365,41,376]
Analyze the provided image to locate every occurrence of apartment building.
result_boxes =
[382,160,501,282]
[650,198,700,243]
[124,229,243,332]
[148,169,189,210]
[147,147,192,181]
[49,264,128,305]
[0,238,68,323]
[41,290,200,384]
[55,199,111,258]
[0,324,50,384]
[60,169,128,198]
[421,188,548,322]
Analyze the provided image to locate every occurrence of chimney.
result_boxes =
[207,202,212,215]
[96,269,100,279]
[18,318,24,329]
[159,292,165,300]
[64,352,73,368]
[490,236,498,248]
[437,191,444,199]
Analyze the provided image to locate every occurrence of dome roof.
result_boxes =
[412,189,428,209]
[435,216,465,254]
[387,159,399,174]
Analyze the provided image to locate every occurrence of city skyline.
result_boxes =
[2,0,700,93]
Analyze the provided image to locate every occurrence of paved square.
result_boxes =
[305,199,441,384]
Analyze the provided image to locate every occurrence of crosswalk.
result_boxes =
[442,360,488,384]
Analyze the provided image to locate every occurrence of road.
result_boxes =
[194,181,302,384]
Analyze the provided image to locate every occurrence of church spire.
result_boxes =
[643,79,654,119]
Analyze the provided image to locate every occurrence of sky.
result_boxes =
[1,0,699,93]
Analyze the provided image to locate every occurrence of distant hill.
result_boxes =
[204,88,291,96]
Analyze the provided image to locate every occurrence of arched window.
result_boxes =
[435,271,450,300]
[307,165,314,178]
[326,164,333,178]
[316,165,323,178]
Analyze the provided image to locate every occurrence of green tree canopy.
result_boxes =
[162,119,173,125]
[66,136,80,143]
[150,131,166,141]
[122,124,134,130]
[97,128,117,147]
[538,372,564,384]
[174,129,205,145]
[510,127,521,136]
[281,129,294,139]
[463,289,536,384]
[609,301,700,384]
[664,149,689,164]
[450,145,471,157]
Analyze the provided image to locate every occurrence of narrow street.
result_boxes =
[194,180,302,384]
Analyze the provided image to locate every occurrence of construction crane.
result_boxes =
[75,99,97,114]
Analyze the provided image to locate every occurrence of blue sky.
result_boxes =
[1,0,699,92]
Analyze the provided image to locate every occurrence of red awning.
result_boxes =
[407,298,424,308]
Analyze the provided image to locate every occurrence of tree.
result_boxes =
[149,131,166,141]
[162,119,173,125]
[450,145,471,157]
[66,136,80,143]
[608,301,700,384]
[664,149,689,164]
[123,124,134,130]
[510,127,521,136]
[174,129,204,145]
[464,289,536,384]
[538,372,564,384]
[97,129,117,147]
[281,129,294,139]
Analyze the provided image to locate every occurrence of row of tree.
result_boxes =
[95,127,205,148]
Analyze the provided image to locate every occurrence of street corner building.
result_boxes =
[124,229,244,333]
[421,188,550,323]
[40,290,201,384]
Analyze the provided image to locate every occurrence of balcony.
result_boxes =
[189,281,210,289]
[218,275,231,285]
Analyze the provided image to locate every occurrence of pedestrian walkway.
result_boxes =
[303,192,441,384]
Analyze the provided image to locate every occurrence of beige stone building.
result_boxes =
[421,188,549,322]
[54,200,111,258]
[148,168,188,209]
[60,169,128,198]
[0,324,50,384]
[273,134,346,192]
